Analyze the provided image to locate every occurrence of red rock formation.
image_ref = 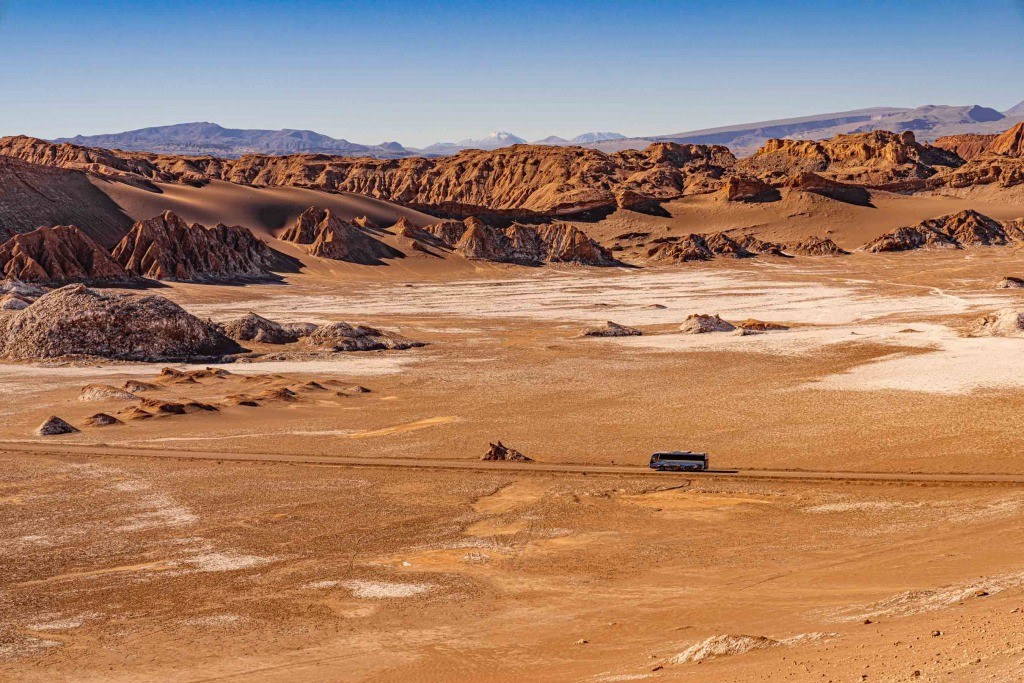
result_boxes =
[280,207,403,265]
[788,172,872,206]
[0,225,127,284]
[933,133,998,161]
[536,223,616,265]
[721,175,779,202]
[424,219,470,246]
[739,131,962,186]
[987,122,1024,157]
[112,211,274,281]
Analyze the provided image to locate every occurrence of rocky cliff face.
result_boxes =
[933,133,998,161]
[111,211,275,281]
[739,130,963,187]
[863,210,1008,252]
[987,122,1024,157]
[0,225,128,284]
[280,207,404,265]
[0,284,242,361]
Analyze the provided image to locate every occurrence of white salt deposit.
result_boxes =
[342,579,434,599]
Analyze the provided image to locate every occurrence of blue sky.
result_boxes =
[1,0,1022,147]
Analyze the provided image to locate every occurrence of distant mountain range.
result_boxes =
[587,103,1024,156]
[48,102,1024,159]
[56,122,415,159]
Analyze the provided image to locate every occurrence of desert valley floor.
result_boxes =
[6,251,1024,682]
[6,126,1024,681]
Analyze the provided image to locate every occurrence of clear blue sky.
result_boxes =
[1,0,1022,147]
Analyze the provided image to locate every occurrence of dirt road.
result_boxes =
[4,441,1024,486]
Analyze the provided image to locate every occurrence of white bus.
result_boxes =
[649,451,708,472]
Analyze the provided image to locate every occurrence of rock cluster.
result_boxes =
[112,211,275,281]
[863,210,1008,252]
[0,225,128,284]
[0,284,243,361]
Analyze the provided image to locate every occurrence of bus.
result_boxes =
[649,451,709,472]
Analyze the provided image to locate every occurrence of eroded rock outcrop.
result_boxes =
[281,207,403,265]
[996,276,1024,289]
[580,321,642,337]
[721,175,780,202]
[0,225,128,284]
[221,312,316,344]
[112,211,274,281]
[968,308,1024,338]
[304,322,425,352]
[645,232,754,262]
[679,314,736,334]
[786,236,849,256]
[739,130,962,187]
[933,133,998,161]
[863,210,1007,252]
[0,284,243,360]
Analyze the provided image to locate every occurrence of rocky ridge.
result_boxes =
[112,211,276,281]
[0,225,129,284]
[863,210,1011,252]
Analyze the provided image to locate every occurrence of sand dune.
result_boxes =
[94,178,440,240]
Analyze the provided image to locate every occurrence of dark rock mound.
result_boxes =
[996,276,1024,289]
[85,413,122,427]
[482,441,533,462]
[112,211,275,281]
[305,322,426,352]
[0,284,243,361]
[581,321,643,337]
[36,416,78,436]
[0,225,129,285]
[786,237,849,256]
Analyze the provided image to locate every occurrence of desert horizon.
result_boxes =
[4,1,1024,682]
